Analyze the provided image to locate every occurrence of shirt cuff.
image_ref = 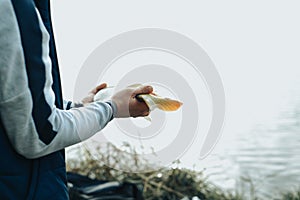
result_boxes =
[105,100,117,120]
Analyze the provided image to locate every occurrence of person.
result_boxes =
[0,0,152,199]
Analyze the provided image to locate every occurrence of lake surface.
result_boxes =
[203,90,300,199]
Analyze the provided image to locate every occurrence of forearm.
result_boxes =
[0,97,113,159]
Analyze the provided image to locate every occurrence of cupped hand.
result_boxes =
[82,83,107,105]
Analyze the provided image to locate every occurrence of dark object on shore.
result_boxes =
[67,172,144,200]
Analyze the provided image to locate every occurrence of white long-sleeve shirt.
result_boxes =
[0,0,114,159]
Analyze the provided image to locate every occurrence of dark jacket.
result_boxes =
[0,0,113,199]
[1,0,67,199]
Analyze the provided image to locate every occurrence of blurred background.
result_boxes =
[52,1,300,199]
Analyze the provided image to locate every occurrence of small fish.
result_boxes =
[127,84,183,112]
[137,94,182,112]
[94,84,183,115]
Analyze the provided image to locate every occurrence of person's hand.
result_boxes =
[82,83,107,105]
[111,85,153,118]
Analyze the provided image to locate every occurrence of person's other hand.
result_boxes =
[82,83,107,105]
[111,85,153,118]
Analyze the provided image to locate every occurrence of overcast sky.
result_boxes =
[52,1,300,166]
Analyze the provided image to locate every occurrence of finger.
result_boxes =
[133,85,153,96]
[91,83,107,94]
[137,101,150,113]
[133,111,149,118]
[142,111,150,116]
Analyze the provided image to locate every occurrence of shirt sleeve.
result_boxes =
[0,0,114,159]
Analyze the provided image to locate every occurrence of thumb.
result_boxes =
[91,83,107,94]
[133,85,153,96]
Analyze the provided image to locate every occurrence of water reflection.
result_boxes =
[206,95,300,199]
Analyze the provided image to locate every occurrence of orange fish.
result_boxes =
[137,93,182,111]
[126,84,182,112]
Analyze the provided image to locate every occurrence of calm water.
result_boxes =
[204,92,300,199]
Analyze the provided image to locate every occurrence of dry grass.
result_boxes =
[67,142,242,200]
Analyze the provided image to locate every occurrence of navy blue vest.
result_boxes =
[0,0,68,199]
